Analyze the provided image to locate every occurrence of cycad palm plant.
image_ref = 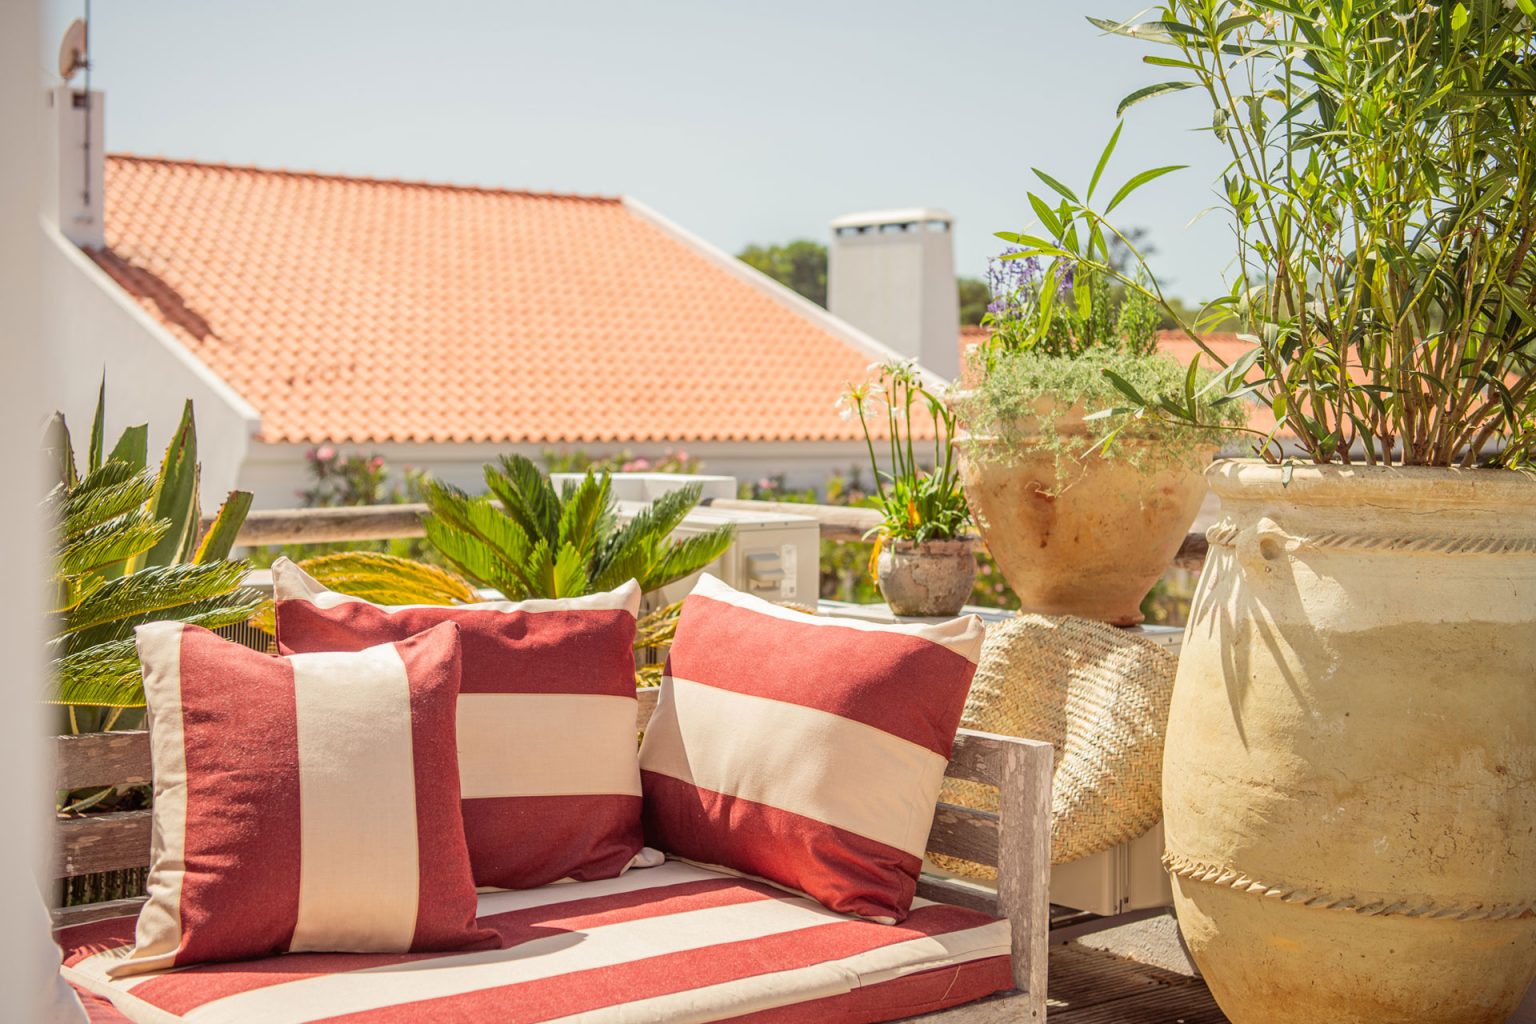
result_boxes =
[47,389,263,717]
[421,455,734,601]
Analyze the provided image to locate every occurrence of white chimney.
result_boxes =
[827,208,959,380]
[46,85,105,248]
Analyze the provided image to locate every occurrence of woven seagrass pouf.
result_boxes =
[933,613,1177,877]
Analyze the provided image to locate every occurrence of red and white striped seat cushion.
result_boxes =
[117,621,495,978]
[59,861,1012,1023]
[272,559,650,890]
[639,575,985,923]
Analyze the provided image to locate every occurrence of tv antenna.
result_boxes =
[58,17,88,81]
[58,4,94,223]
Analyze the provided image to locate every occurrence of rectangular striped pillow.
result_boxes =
[114,621,495,978]
[271,558,651,889]
[639,574,985,923]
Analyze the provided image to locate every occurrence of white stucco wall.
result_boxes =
[40,227,259,500]
[239,439,881,508]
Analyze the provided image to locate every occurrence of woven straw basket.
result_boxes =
[934,613,1177,877]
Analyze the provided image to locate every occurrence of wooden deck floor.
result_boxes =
[1048,941,1228,1023]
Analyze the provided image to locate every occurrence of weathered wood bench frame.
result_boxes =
[53,687,1054,1021]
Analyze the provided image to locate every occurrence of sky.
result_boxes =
[46,0,1238,302]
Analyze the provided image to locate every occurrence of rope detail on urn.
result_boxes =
[1162,854,1536,922]
[1203,520,1536,556]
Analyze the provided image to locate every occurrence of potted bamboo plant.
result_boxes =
[1013,3,1536,1020]
[839,360,975,616]
[951,253,1243,625]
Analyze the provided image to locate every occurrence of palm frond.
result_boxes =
[646,483,705,540]
[51,639,144,708]
[59,589,264,657]
[551,541,590,598]
[590,535,658,593]
[423,482,537,595]
[59,561,254,639]
[53,572,107,617]
[635,601,682,650]
[642,526,734,592]
[556,471,615,559]
[484,455,561,543]
[57,511,168,577]
[591,516,661,592]
[294,551,477,605]
[61,464,156,539]
[422,517,511,595]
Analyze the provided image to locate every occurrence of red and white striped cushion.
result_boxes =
[639,574,985,923]
[59,861,1012,1023]
[272,559,649,890]
[115,621,495,978]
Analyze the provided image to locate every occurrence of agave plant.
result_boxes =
[421,455,734,601]
[47,386,264,715]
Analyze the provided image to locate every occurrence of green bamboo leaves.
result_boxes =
[1014,1,1536,467]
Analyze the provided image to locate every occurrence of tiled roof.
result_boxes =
[92,155,895,446]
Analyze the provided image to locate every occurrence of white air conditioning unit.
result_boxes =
[550,474,822,608]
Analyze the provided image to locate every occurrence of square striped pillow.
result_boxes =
[113,621,496,978]
[272,559,651,889]
[639,574,985,923]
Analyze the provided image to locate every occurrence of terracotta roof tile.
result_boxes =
[94,155,890,446]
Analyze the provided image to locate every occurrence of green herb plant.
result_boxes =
[838,360,971,568]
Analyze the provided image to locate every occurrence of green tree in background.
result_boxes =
[737,240,829,307]
[957,276,990,326]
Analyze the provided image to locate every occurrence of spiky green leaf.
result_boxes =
[88,377,107,475]
[193,490,253,564]
[1116,81,1197,118]
[108,424,149,474]
[140,401,200,569]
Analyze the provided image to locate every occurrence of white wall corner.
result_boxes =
[41,222,262,499]
[619,196,953,387]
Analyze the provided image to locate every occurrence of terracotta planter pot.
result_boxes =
[1165,460,1536,1023]
[876,537,977,617]
[955,401,1209,626]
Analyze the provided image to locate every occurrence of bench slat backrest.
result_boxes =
[55,687,1010,878]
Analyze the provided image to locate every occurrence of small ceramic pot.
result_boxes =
[876,537,977,617]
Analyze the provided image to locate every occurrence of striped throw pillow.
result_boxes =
[272,559,651,889]
[639,574,985,923]
[113,621,495,978]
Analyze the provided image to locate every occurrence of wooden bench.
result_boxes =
[52,686,1054,1021]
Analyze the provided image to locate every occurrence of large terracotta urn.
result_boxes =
[1164,460,1536,1023]
[956,401,1210,626]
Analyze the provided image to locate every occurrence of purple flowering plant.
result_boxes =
[978,244,1160,372]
